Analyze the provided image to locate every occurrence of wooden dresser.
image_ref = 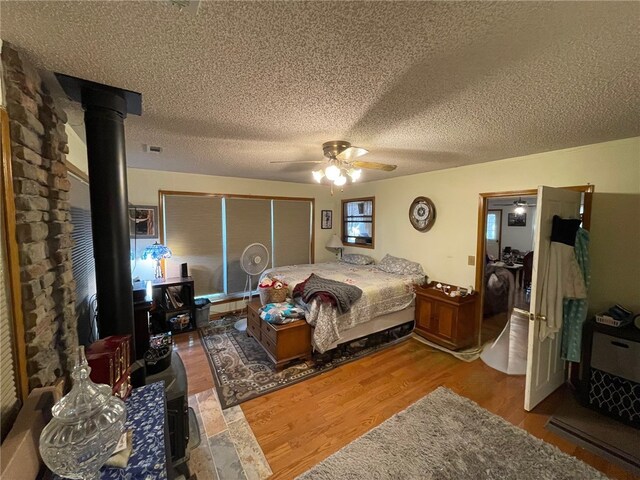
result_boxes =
[247,300,312,370]
[414,284,479,350]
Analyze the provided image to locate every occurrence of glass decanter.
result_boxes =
[39,346,127,480]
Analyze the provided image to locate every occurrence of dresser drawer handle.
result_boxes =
[610,341,629,349]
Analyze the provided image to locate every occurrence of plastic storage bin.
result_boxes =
[194,298,212,328]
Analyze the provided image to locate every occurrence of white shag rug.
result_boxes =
[297,387,608,480]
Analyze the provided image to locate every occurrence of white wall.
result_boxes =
[487,198,537,254]
[65,124,88,176]
[339,137,640,315]
[499,205,536,253]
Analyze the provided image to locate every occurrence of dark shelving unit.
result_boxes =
[150,276,196,334]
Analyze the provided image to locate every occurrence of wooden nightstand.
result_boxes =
[414,284,478,350]
[246,300,312,370]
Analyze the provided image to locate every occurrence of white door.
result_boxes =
[524,186,581,411]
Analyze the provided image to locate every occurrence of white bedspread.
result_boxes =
[260,262,425,352]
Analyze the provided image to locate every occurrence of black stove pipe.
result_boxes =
[56,74,142,354]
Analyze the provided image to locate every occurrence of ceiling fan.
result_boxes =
[270,141,397,186]
[493,197,536,214]
[493,197,537,207]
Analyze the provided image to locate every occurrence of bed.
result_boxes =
[259,262,425,352]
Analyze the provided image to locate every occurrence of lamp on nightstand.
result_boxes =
[326,234,344,260]
[141,242,172,279]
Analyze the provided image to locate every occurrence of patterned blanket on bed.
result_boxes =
[260,262,425,352]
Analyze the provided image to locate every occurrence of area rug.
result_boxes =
[297,387,608,480]
[546,394,640,476]
[200,317,413,409]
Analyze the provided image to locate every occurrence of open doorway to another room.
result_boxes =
[481,195,537,344]
[475,185,593,381]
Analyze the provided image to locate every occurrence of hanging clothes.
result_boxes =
[561,228,590,362]
[539,216,587,341]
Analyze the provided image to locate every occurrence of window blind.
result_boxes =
[0,189,20,440]
[343,199,374,245]
[69,174,98,345]
[225,198,272,293]
[164,195,224,296]
[272,200,312,267]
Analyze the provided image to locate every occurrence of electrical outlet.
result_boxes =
[468,255,475,266]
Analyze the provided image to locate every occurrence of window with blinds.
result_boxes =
[164,195,224,297]
[342,197,374,247]
[225,198,272,293]
[486,211,499,241]
[69,174,98,345]
[161,193,312,298]
[0,189,20,440]
[272,200,312,267]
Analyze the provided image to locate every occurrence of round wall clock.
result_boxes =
[409,196,436,232]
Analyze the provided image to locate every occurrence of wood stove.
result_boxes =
[56,75,193,468]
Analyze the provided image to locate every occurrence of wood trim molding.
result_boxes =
[158,189,315,203]
[0,108,29,402]
[64,160,89,184]
[341,196,375,249]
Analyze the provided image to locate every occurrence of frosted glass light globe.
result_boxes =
[312,170,324,183]
[334,175,347,186]
[325,165,341,181]
[348,169,362,181]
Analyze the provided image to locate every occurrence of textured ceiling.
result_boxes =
[1,1,639,183]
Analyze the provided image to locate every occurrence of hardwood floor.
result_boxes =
[174,332,634,480]
[173,330,216,396]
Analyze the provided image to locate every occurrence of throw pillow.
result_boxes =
[341,253,376,265]
[376,254,424,275]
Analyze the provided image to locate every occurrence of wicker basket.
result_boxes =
[269,287,288,303]
[258,288,270,305]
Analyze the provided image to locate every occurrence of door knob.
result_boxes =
[528,312,547,322]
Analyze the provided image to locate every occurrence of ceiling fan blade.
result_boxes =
[270,160,323,164]
[336,146,368,162]
[351,160,397,171]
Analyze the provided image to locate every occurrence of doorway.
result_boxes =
[475,185,593,344]
[481,196,536,344]
[475,185,594,408]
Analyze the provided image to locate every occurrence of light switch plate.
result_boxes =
[468,255,475,266]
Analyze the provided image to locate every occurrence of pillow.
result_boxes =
[376,254,424,275]
[341,253,375,265]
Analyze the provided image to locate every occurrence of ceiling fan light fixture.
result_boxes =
[339,147,369,161]
[312,169,324,183]
[334,175,347,186]
[325,164,341,181]
[348,168,362,181]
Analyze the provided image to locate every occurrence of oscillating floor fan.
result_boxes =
[234,243,270,331]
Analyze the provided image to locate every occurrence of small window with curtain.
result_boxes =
[342,197,375,248]
[486,211,499,241]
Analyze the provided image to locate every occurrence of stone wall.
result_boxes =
[1,42,78,389]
